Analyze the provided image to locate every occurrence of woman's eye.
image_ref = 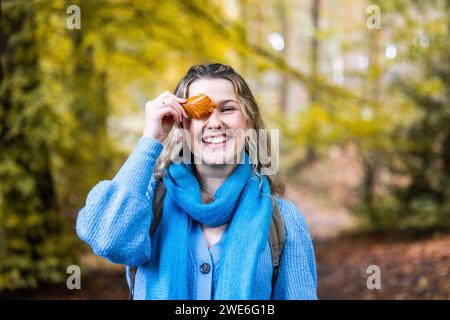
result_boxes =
[221,106,235,112]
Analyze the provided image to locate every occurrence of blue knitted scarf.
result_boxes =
[146,152,273,299]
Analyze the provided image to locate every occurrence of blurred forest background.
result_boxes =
[0,0,449,299]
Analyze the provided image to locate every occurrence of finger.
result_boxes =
[165,103,183,122]
[163,98,184,121]
[158,106,179,122]
[166,94,186,105]
[173,101,188,118]
[175,96,188,104]
[157,90,171,99]
[164,96,188,118]
[153,94,168,106]
[159,96,174,112]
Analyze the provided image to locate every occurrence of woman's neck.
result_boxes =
[194,163,237,194]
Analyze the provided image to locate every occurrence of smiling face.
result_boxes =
[183,78,247,165]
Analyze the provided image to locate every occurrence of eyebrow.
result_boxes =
[217,99,239,106]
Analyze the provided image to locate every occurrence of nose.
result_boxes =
[204,109,224,130]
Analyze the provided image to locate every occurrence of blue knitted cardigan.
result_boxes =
[76,137,318,299]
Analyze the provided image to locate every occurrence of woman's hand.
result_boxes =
[143,91,188,142]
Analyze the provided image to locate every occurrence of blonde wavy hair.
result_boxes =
[154,63,285,196]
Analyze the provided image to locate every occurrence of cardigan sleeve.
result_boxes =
[272,198,318,300]
[76,137,163,266]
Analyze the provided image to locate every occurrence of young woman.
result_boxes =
[76,63,317,300]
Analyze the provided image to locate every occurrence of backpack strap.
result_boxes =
[129,180,286,300]
[150,179,166,236]
[268,196,285,294]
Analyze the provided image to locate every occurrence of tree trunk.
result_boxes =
[276,0,289,113]
[0,1,74,290]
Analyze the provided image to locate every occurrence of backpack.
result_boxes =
[128,180,285,300]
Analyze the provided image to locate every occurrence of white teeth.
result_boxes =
[203,136,228,144]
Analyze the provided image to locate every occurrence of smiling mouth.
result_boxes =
[201,135,232,148]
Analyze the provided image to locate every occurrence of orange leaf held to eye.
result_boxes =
[181,93,218,119]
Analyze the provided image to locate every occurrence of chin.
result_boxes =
[200,150,234,165]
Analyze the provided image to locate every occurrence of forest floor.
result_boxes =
[1,146,449,299]
[287,145,449,300]
[3,233,448,300]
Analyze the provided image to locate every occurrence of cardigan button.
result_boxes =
[200,263,211,274]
